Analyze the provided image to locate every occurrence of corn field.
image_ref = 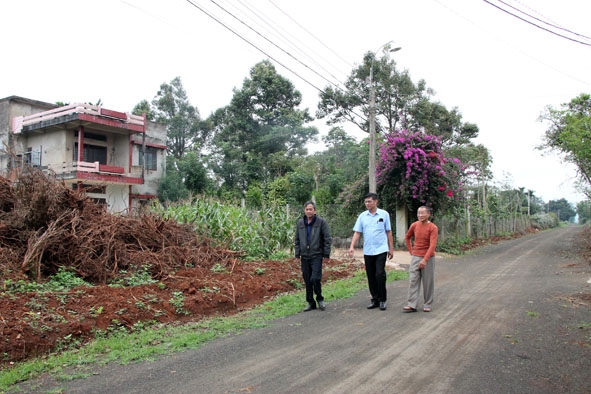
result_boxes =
[152,199,298,259]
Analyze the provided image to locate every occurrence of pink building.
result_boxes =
[0,96,167,212]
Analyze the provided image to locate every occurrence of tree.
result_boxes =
[317,49,430,136]
[538,93,591,197]
[150,77,209,159]
[132,99,155,121]
[376,129,467,215]
[209,60,318,193]
[548,198,576,222]
[576,200,591,224]
[177,152,212,194]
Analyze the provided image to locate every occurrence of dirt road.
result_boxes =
[22,226,591,393]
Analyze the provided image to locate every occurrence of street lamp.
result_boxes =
[368,42,401,193]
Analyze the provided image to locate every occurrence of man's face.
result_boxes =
[417,208,430,222]
[364,198,377,210]
[304,204,316,219]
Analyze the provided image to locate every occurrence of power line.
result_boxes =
[483,0,591,47]
[206,0,348,93]
[227,0,349,88]
[185,0,370,125]
[503,0,591,42]
[182,0,326,94]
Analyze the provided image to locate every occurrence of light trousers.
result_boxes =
[406,255,435,309]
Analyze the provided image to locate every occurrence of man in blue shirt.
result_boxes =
[348,193,394,310]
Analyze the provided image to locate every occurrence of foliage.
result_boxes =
[548,198,576,222]
[576,200,591,224]
[153,198,297,259]
[538,93,591,197]
[437,236,473,255]
[208,60,318,192]
[176,151,213,194]
[377,129,467,215]
[142,76,209,159]
[132,99,155,121]
[3,267,90,294]
[530,213,559,229]
[157,157,190,203]
[317,48,430,135]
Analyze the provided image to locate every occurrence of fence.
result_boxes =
[434,214,532,244]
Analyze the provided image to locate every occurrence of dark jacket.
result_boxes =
[294,215,332,259]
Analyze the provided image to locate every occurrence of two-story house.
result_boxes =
[0,96,167,212]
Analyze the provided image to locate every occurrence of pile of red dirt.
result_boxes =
[0,169,359,365]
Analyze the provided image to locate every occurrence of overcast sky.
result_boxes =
[2,0,590,204]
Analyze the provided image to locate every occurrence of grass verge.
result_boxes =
[1,269,407,392]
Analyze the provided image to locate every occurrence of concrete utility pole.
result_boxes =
[368,41,401,193]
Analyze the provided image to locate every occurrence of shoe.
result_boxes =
[423,306,432,312]
[402,306,417,313]
[303,304,316,312]
[318,300,326,310]
[367,302,379,309]
[379,301,387,311]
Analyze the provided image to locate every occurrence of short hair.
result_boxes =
[303,201,316,209]
[364,193,378,201]
[418,206,432,213]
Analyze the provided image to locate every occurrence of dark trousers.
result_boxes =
[301,256,323,305]
[364,252,387,302]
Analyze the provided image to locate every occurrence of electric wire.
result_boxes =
[182,0,326,94]
[483,0,591,47]
[224,0,349,88]
[206,0,349,94]
[498,0,591,42]
[191,0,370,126]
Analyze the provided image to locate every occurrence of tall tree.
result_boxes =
[317,49,430,136]
[548,198,576,222]
[150,77,208,159]
[538,93,591,197]
[209,60,318,192]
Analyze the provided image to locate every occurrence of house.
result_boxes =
[0,96,167,212]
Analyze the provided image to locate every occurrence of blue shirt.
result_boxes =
[353,208,392,256]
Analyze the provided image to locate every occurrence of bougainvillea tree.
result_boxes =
[377,129,466,215]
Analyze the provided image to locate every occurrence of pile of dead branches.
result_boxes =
[0,168,238,284]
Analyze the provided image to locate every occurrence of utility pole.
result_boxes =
[368,42,401,193]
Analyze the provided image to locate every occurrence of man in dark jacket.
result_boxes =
[294,201,332,312]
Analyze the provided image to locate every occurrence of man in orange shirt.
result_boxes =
[403,206,438,313]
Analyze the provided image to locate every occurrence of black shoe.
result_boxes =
[303,304,316,312]
[379,301,387,311]
[318,300,326,310]
[367,302,379,309]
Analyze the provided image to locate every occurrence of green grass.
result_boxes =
[0,269,407,392]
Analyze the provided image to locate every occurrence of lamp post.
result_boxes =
[368,42,401,193]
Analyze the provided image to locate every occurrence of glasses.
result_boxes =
[364,200,376,204]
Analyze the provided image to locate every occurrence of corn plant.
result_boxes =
[152,198,297,260]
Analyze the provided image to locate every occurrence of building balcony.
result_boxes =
[11,103,146,135]
[55,161,144,185]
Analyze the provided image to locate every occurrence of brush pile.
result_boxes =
[0,168,237,284]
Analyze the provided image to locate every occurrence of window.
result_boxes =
[73,143,107,164]
[139,147,158,171]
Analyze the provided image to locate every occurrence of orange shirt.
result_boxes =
[405,221,438,259]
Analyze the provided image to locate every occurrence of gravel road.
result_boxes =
[19,225,591,394]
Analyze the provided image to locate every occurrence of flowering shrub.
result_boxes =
[377,129,466,214]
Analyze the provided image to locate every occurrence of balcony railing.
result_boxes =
[11,103,145,134]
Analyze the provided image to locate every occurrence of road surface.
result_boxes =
[20,226,591,393]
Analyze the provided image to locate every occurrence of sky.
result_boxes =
[2,0,590,205]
